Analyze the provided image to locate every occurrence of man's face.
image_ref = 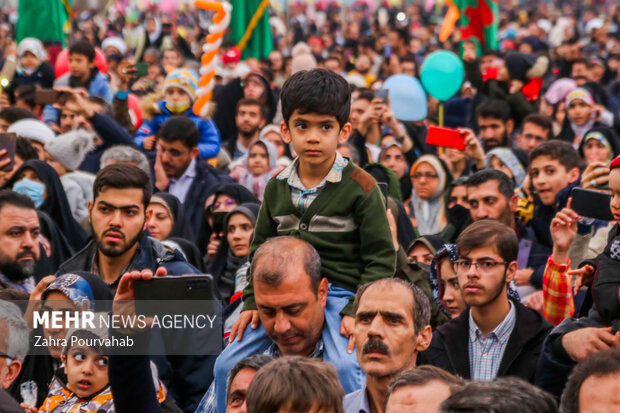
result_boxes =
[0,321,22,389]
[59,109,84,133]
[226,367,258,413]
[236,104,264,138]
[478,117,510,150]
[0,205,40,282]
[69,53,93,79]
[530,155,578,206]
[385,381,453,413]
[162,50,182,70]
[281,110,350,174]
[579,372,620,413]
[156,139,197,179]
[243,76,266,101]
[466,181,515,227]
[349,98,370,131]
[571,63,588,83]
[354,283,431,378]
[380,146,408,179]
[355,55,371,73]
[254,267,328,357]
[324,59,341,74]
[517,122,549,152]
[400,61,416,77]
[567,99,593,126]
[456,245,515,308]
[89,187,148,258]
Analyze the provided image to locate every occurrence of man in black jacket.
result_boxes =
[419,220,552,383]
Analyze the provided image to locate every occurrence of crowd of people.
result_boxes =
[0,0,620,412]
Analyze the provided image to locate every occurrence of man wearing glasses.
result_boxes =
[419,219,552,383]
[0,300,29,412]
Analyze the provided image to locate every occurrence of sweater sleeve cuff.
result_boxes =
[547,257,570,273]
[241,295,257,312]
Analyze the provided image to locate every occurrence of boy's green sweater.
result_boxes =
[242,161,397,315]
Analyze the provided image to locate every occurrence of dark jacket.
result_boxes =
[419,298,552,383]
[0,388,23,413]
[518,222,552,289]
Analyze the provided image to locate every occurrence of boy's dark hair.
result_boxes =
[387,366,464,406]
[16,137,39,162]
[0,107,37,123]
[529,140,583,172]
[237,98,268,120]
[157,116,199,149]
[522,113,553,138]
[281,68,351,129]
[227,355,274,399]
[69,40,96,62]
[466,169,514,202]
[93,164,152,208]
[0,189,36,214]
[560,348,620,413]
[476,99,512,123]
[246,357,344,413]
[456,219,518,263]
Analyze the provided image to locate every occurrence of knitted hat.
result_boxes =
[18,37,47,60]
[101,36,128,55]
[44,129,96,171]
[258,124,281,141]
[222,47,241,64]
[8,119,55,145]
[565,87,595,107]
[247,138,278,170]
[291,42,317,74]
[486,147,527,188]
[504,52,549,81]
[164,69,199,102]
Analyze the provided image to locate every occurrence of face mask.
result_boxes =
[13,178,45,208]
[447,204,471,226]
[165,100,191,114]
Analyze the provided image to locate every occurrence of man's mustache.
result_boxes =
[16,248,36,260]
[363,338,390,355]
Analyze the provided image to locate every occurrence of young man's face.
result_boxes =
[578,372,620,413]
[236,104,265,138]
[156,139,198,179]
[609,169,620,225]
[69,53,94,79]
[89,187,149,258]
[59,109,84,133]
[517,122,549,152]
[530,155,579,206]
[281,110,351,172]
[456,245,515,308]
[354,282,431,378]
[226,367,258,413]
[63,346,109,398]
[567,99,593,126]
[478,117,511,150]
[466,181,515,226]
[162,50,182,70]
[349,98,370,131]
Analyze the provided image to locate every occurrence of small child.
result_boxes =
[229,139,285,201]
[12,37,55,90]
[135,68,221,159]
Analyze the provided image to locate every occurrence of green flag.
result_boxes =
[16,0,71,46]
[229,0,272,60]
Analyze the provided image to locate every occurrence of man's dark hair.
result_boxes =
[227,355,274,399]
[481,49,501,58]
[237,98,268,121]
[0,189,36,214]
[87,96,114,118]
[250,236,322,294]
[355,88,375,102]
[281,68,351,128]
[522,113,553,139]
[560,348,620,413]
[15,137,39,162]
[571,57,588,68]
[440,377,557,413]
[246,357,345,413]
[337,142,360,164]
[325,54,343,68]
[529,140,583,172]
[353,278,431,335]
[0,107,37,123]
[465,169,514,202]
[456,219,518,263]
[14,85,37,109]
[476,99,512,123]
[157,116,199,149]
[93,164,152,208]
[69,40,96,62]
[387,366,464,407]
[390,27,409,44]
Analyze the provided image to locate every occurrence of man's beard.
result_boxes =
[92,224,143,258]
[239,125,259,139]
[0,249,37,282]
[483,131,510,151]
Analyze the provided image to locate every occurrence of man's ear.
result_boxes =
[144,207,153,230]
[88,200,93,222]
[317,277,329,307]
[506,119,514,135]
[259,118,267,129]
[568,167,580,183]
[338,122,352,144]
[509,194,519,213]
[505,261,518,284]
[415,325,433,352]
[1,360,21,388]
[190,147,199,159]
[280,121,291,144]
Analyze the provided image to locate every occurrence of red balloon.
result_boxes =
[54,48,108,79]
[127,93,143,129]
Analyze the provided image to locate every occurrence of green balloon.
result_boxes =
[420,50,465,102]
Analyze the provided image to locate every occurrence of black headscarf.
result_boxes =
[149,193,194,241]
[3,160,89,251]
[197,183,259,254]
[34,211,76,280]
[208,203,260,304]
[578,125,620,162]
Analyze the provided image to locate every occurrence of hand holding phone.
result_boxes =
[376,89,389,105]
[426,126,466,150]
[0,133,16,172]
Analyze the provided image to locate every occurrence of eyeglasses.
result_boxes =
[412,173,438,180]
[0,350,12,361]
[453,259,508,275]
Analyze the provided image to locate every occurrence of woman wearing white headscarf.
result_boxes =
[406,154,449,236]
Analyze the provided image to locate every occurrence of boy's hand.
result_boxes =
[20,403,37,413]
[143,135,156,151]
[340,315,356,354]
[24,275,56,330]
[229,310,259,342]
[524,290,544,311]
[550,198,580,261]
[568,264,595,295]
[53,87,95,118]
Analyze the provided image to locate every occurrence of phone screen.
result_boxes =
[0,133,16,172]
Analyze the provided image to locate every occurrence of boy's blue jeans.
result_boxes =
[213,285,365,412]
